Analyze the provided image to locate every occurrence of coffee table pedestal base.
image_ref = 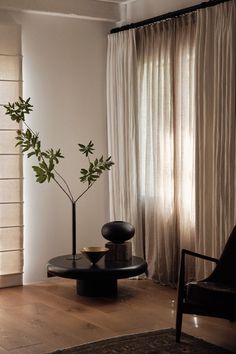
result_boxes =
[77,278,117,297]
[47,255,147,297]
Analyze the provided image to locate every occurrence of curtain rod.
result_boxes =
[110,0,232,34]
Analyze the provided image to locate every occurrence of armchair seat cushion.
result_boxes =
[185,281,236,315]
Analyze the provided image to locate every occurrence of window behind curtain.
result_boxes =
[0,22,23,288]
[136,18,197,283]
[138,19,196,231]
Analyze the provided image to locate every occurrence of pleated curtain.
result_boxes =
[137,14,197,285]
[107,30,145,259]
[107,0,236,286]
[0,22,23,288]
[195,1,236,278]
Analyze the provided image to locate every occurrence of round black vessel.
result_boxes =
[101,221,135,244]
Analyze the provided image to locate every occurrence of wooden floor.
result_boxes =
[0,278,235,353]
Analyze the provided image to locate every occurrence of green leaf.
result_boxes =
[40,161,48,170]
[47,172,54,182]
[15,141,22,147]
[27,151,35,158]
[37,175,47,183]
[26,129,32,139]
[22,146,30,152]
[80,176,87,182]
[49,159,54,171]
[78,141,95,157]
[33,166,44,174]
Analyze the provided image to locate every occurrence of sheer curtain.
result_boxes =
[137,15,197,285]
[0,21,23,288]
[195,1,236,277]
[107,0,236,285]
[107,30,145,258]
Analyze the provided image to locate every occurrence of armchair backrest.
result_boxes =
[206,225,236,285]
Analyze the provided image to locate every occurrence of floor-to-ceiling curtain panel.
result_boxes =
[107,0,236,286]
[195,1,236,277]
[107,30,145,258]
[137,14,197,285]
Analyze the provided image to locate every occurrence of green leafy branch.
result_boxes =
[15,128,64,183]
[4,97,114,204]
[76,143,114,202]
[79,143,113,184]
[5,97,33,123]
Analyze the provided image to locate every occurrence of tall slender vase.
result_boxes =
[67,201,80,260]
[72,201,76,257]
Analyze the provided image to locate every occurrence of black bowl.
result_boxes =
[101,221,135,244]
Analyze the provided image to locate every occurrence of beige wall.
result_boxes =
[126,0,202,23]
[6,11,112,283]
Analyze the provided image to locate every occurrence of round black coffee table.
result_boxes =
[47,255,147,297]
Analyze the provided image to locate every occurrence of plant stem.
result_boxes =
[53,177,73,202]
[74,182,95,204]
[54,170,74,201]
[24,121,35,136]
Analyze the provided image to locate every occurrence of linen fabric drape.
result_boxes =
[195,1,236,277]
[136,14,197,285]
[107,30,145,258]
[107,0,236,285]
[0,22,23,288]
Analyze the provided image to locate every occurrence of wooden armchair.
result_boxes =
[176,225,236,342]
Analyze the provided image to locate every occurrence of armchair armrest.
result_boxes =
[181,249,219,264]
[177,249,219,309]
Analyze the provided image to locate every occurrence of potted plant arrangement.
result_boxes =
[4,97,114,259]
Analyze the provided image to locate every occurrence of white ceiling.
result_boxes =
[96,0,136,3]
[0,0,126,22]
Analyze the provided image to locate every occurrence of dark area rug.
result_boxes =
[47,328,234,354]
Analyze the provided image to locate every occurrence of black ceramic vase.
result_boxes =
[101,221,135,244]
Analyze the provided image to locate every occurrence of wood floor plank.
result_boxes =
[0,278,235,353]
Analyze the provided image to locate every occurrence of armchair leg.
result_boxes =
[176,304,183,342]
[176,249,186,342]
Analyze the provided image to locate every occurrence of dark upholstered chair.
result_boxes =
[176,225,236,342]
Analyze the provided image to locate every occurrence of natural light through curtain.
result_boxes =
[174,15,196,248]
[139,44,196,220]
[136,16,196,284]
[0,22,23,288]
